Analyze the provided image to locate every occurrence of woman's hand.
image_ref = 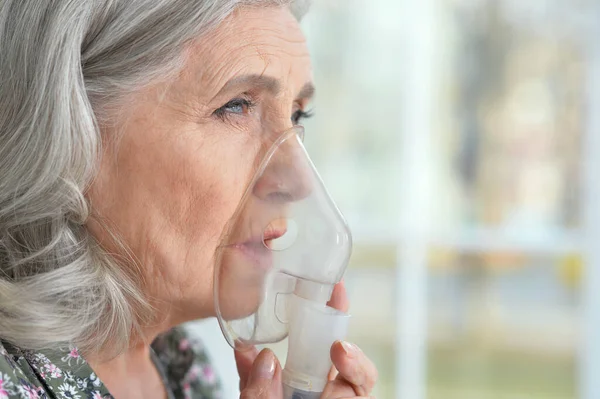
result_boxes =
[236,282,378,398]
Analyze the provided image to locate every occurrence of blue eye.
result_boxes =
[214,97,254,119]
[225,99,249,113]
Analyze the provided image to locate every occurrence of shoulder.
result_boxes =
[0,340,112,399]
[152,325,221,399]
[0,340,50,398]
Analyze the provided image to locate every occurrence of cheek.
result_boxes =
[165,132,260,269]
[88,118,260,295]
[172,163,240,248]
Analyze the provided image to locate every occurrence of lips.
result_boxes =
[231,219,288,270]
[263,220,287,248]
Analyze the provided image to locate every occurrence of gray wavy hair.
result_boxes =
[0,0,307,357]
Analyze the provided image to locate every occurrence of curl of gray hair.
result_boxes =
[0,0,307,358]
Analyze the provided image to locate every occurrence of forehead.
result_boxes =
[189,6,312,96]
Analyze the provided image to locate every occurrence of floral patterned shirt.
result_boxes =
[0,326,221,399]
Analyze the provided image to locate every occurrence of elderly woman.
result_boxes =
[0,1,377,399]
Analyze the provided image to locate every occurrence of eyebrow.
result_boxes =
[215,73,315,101]
[297,82,315,101]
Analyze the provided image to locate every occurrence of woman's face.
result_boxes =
[86,6,314,326]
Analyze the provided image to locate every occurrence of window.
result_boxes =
[297,1,600,398]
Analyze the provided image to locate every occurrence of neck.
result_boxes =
[85,320,174,399]
[83,296,214,398]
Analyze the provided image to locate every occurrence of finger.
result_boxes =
[321,378,356,399]
[326,280,349,313]
[327,365,339,381]
[330,341,378,397]
[234,346,259,391]
[240,349,282,399]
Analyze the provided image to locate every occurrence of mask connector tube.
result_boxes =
[282,293,350,399]
[294,280,334,303]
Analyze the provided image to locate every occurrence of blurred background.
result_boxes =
[190,1,600,398]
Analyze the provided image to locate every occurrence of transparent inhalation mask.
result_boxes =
[213,126,352,397]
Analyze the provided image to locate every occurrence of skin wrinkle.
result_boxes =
[83,5,319,398]
[194,17,308,102]
[256,45,272,79]
[88,213,147,291]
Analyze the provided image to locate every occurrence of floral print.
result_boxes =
[60,349,82,368]
[16,382,44,399]
[56,384,79,399]
[0,372,16,399]
[0,327,221,399]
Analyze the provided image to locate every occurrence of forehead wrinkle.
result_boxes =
[199,50,256,95]
[188,19,254,81]
[255,27,307,46]
[197,35,265,78]
[256,46,271,80]
[250,49,311,62]
[206,55,269,96]
[248,32,311,60]
[184,8,311,106]
[259,48,312,96]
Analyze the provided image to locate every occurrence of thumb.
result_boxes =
[235,346,259,390]
[240,349,282,399]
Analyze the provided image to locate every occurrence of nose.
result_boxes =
[252,128,313,203]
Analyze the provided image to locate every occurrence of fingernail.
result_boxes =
[341,341,358,358]
[254,350,276,379]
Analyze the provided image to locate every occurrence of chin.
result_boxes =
[215,250,268,320]
[216,279,264,320]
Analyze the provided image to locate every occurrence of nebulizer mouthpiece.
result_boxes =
[214,126,352,398]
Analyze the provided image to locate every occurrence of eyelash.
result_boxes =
[214,97,314,125]
[213,97,255,120]
[292,109,314,125]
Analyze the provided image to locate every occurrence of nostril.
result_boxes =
[266,191,294,203]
